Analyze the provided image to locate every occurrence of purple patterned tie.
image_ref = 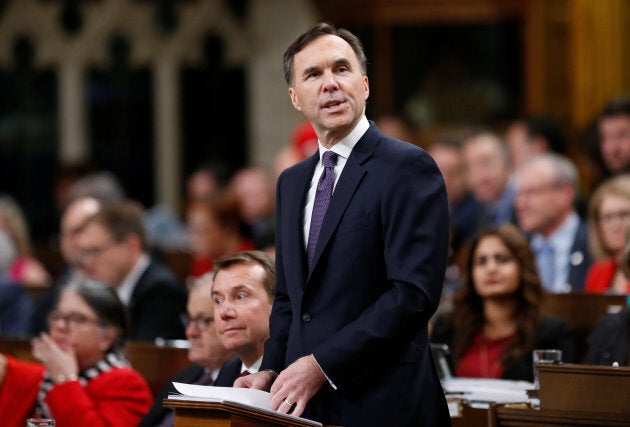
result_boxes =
[307,151,338,268]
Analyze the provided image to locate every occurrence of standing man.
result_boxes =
[237,23,450,426]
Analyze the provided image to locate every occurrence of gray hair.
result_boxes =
[519,153,579,190]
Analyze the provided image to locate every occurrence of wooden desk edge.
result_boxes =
[163,398,323,427]
[497,406,630,425]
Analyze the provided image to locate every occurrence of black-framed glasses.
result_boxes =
[182,314,214,331]
[47,311,101,329]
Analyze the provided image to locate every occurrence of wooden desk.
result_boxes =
[496,406,629,426]
[124,341,190,397]
[542,292,627,360]
[494,363,630,426]
[163,399,323,427]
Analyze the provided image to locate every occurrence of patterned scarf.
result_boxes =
[35,352,129,418]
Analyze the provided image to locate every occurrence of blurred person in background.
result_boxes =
[431,225,573,381]
[186,194,253,280]
[504,115,567,168]
[462,129,516,227]
[585,226,630,365]
[0,195,51,288]
[597,96,630,179]
[584,174,630,293]
[0,228,34,336]
[0,279,152,426]
[229,167,275,249]
[514,153,592,292]
[76,201,187,341]
[30,196,103,335]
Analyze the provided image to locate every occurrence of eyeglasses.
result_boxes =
[182,314,214,331]
[47,311,101,329]
[599,210,630,225]
[78,241,117,261]
[516,183,560,198]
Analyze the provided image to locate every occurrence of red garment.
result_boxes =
[45,367,152,427]
[455,333,512,379]
[8,255,38,284]
[0,355,152,427]
[584,259,630,294]
[0,356,45,427]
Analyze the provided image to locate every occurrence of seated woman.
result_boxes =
[584,175,630,294]
[0,279,152,426]
[431,225,574,381]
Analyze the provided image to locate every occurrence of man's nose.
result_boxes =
[219,301,236,318]
[322,70,339,91]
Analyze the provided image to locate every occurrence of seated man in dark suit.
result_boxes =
[212,251,275,377]
[76,200,187,341]
[139,273,235,427]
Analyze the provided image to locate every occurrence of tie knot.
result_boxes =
[322,151,338,168]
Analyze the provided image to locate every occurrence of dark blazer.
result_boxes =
[129,259,188,341]
[431,314,574,382]
[138,357,242,427]
[567,219,592,291]
[585,307,630,366]
[261,123,451,427]
[0,278,34,336]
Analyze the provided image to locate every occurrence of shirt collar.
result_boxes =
[316,115,369,160]
[242,357,263,374]
[531,212,579,250]
[117,254,150,305]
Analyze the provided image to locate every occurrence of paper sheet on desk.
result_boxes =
[442,378,535,404]
[170,383,271,410]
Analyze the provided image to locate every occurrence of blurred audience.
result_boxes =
[585,230,630,365]
[0,228,34,337]
[76,201,187,341]
[514,154,592,292]
[428,131,482,255]
[30,197,104,335]
[0,195,51,288]
[0,279,152,426]
[212,251,275,376]
[431,225,573,382]
[597,96,630,179]
[229,167,275,250]
[504,115,567,168]
[139,273,235,427]
[584,175,630,293]
[186,195,253,280]
[462,130,516,227]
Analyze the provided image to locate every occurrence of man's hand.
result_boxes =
[233,369,276,391]
[269,355,327,417]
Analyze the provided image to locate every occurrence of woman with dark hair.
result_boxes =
[0,279,152,426]
[431,225,574,381]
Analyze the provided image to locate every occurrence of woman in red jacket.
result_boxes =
[0,279,152,427]
[585,175,630,294]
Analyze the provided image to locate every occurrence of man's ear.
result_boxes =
[289,87,301,111]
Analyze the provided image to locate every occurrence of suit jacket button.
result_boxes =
[301,313,312,323]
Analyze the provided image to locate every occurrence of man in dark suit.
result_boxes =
[139,273,235,427]
[237,23,450,426]
[76,201,187,341]
[514,153,592,292]
[212,251,275,376]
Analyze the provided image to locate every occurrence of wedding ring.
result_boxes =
[283,399,294,406]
